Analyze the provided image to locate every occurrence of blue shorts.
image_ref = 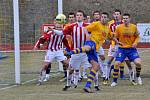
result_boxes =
[115,47,140,62]
[84,41,98,62]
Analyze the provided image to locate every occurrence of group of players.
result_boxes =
[34,9,143,93]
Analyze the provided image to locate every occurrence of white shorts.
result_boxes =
[108,45,118,57]
[69,53,91,70]
[44,50,67,62]
[97,46,104,56]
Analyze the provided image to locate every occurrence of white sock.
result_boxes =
[66,70,72,86]
[94,72,99,86]
[45,74,49,78]
[106,64,111,80]
[82,67,88,78]
[99,60,106,78]
[79,70,82,79]
[74,70,79,86]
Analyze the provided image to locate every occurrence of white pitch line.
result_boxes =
[21,79,37,85]
[0,85,18,91]
[0,72,61,91]
[23,92,146,96]
[0,84,12,86]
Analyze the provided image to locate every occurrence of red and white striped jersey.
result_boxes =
[34,31,70,51]
[63,22,89,49]
[109,21,123,32]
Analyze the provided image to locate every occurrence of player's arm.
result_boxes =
[47,27,64,35]
[34,35,46,50]
[34,32,51,49]
[133,27,140,48]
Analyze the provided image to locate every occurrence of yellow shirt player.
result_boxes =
[86,15,112,52]
[111,13,142,87]
[115,24,140,48]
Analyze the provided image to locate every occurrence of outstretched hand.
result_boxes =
[132,43,137,48]
[33,47,38,50]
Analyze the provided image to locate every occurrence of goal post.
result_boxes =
[13,0,20,84]
[12,0,64,84]
[58,0,64,72]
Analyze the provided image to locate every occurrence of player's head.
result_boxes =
[113,9,122,21]
[93,10,100,21]
[123,13,131,25]
[68,12,75,23]
[55,13,66,24]
[54,14,66,30]
[76,10,85,22]
[101,12,109,24]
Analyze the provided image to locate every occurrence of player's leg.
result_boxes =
[106,56,114,79]
[55,50,69,82]
[37,50,54,85]
[63,54,81,90]
[94,71,100,91]
[111,48,126,87]
[60,59,69,82]
[105,45,117,84]
[119,62,125,79]
[128,48,142,85]
[80,53,92,82]
[83,41,99,93]
[125,59,134,81]
[43,63,51,82]
[98,46,106,82]
[84,60,99,93]
[99,55,107,83]
[63,66,74,91]
[111,61,121,87]
[37,62,51,85]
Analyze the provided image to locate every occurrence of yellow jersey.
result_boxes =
[86,21,112,51]
[115,23,140,48]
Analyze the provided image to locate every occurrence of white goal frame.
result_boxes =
[13,0,63,84]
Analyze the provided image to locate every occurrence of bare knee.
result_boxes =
[61,60,69,69]
[42,63,50,70]
[134,58,141,67]
[90,60,99,71]
[99,55,105,61]
[114,61,121,69]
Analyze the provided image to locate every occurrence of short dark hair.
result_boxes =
[68,12,75,17]
[76,10,85,16]
[101,12,109,17]
[93,10,100,15]
[114,9,121,14]
[123,13,130,17]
